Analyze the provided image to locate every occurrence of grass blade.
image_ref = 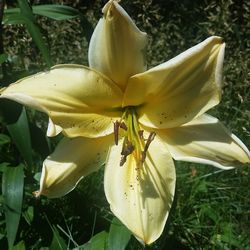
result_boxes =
[108,217,131,250]
[32,4,79,20]
[7,108,33,167]
[2,164,24,249]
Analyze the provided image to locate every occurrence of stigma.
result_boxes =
[113,107,156,166]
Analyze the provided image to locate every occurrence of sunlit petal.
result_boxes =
[104,132,176,244]
[124,36,225,128]
[157,114,250,169]
[47,118,63,137]
[1,64,123,137]
[88,0,147,90]
[35,135,113,198]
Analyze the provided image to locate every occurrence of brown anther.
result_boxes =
[120,122,127,131]
[120,138,134,166]
[144,132,156,152]
[141,132,156,163]
[121,139,134,155]
[141,151,146,163]
[138,130,144,140]
[120,155,127,166]
[113,121,120,145]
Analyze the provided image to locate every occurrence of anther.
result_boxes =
[120,122,127,131]
[120,155,127,166]
[113,121,120,145]
[121,139,134,155]
[120,138,134,166]
[138,130,144,140]
[141,132,156,163]
[144,132,156,152]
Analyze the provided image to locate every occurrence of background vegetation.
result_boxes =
[0,0,249,249]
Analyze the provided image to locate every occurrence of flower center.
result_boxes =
[114,107,156,166]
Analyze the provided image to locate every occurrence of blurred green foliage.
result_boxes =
[0,0,249,249]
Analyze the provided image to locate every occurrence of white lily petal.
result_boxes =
[124,36,225,128]
[88,0,147,90]
[47,118,63,137]
[104,132,176,244]
[157,114,250,169]
[35,135,113,198]
[1,64,123,138]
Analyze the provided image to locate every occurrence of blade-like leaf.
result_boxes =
[29,122,50,158]
[0,54,8,64]
[32,4,79,20]
[25,21,52,66]
[7,108,33,167]
[2,164,24,249]
[3,8,20,14]
[49,225,68,250]
[3,13,26,25]
[108,218,131,250]
[18,0,52,66]
[74,231,108,250]
[17,0,34,21]
[0,133,10,146]
[12,240,25,250]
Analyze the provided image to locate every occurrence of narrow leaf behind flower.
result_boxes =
[49,225,68,250]
[108,217,131,250]
[74,231,108,250]
[32,5,79,20]
[2,164,24,249]
[17,0,52,66]
[7,108,33,167]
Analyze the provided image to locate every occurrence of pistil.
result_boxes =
[114,107,156,166]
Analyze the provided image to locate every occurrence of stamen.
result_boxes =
[121,139,134,156]
[141,132,156,163]
[113,121,120,145]
[138,130,144,140]
[120,155,127,166]
[145,132,156,152]
[120,122,127,131]
[117,107,157,167]
[120,138,134,166]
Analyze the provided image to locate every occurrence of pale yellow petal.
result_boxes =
[35,135,113,198]
[124,36,225,128]
[47,118,63,137]
[157,114,250,169]
[1,64,123,138]
[104,132,176,244]
[88,0,147,90]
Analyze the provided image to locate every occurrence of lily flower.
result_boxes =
[1,0,249,245]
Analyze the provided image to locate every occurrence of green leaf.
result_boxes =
[2,164,24,249]
[0,133,10,146]
[49,226,68,250]
[7,108,33,167]
[32,5,79,20]
[4,3,52,66]
[17,0,34,21]
[0,99,23,124]
[108,218,131,250]
[18,0,52,66]
[3,12,26,25]
[0,54,8,64]
[3,8,20,14]
[74,231,108,250]
[12,240,26,250]
[25,20,52,66]
[22,206,34,225]
[33,172,41,182]
[0,162,9,172]
[30,123,50,158]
